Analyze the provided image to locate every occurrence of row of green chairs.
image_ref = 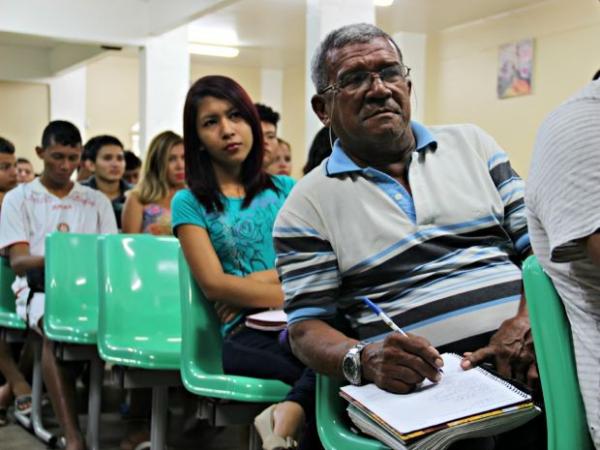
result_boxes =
[41,233,292,450]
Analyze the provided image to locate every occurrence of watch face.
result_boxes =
[343,354,358,382]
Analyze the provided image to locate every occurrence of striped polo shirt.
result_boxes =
[526,80,600,445]
[274,122,530,347]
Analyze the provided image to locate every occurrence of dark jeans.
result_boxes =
[222,326,322,450]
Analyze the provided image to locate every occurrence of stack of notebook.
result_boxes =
[341,353,540,450]
[245,309,288,331]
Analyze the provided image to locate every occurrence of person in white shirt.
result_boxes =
[0,121,116,450]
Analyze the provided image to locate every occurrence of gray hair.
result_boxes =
[310,23,403,94]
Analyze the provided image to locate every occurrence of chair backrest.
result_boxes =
[97,234,181,370]
[178,250,290,402]
[45,233,101,344]
[522,255,593,450]
[0,256,24,330]
[316,374,388,450]
[178,249,232,378]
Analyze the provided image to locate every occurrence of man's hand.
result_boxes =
[361,333,444,394]
[214,302,242,324]
[461,313,539,387]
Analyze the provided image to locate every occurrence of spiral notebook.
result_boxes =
[341,353,539,448]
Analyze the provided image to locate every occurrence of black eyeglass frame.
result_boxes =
[319,64,411,95]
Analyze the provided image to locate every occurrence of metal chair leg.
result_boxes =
[86,356,103,450]
[150,386,169,450]
[248,424,262,450]
[25,336,57,445]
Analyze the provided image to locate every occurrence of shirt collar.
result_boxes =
[30,177,86,197]
[325,120,437,176]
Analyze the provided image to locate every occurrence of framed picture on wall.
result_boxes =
[497,38,534,99]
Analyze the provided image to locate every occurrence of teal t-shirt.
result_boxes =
[171,175,295,333]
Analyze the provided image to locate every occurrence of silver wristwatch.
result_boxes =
[342,341,368,386]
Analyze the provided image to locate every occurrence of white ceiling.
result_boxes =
[188,0,551,68]
[0,0,553,74]
[377,0,551,33]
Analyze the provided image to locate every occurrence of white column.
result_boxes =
[305,0,375,150]
[48,66,87,140]
[392,32,427,123]
[260,69,284,135]
[139,25,189,156]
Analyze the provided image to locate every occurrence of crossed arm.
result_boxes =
[177,224,283,322]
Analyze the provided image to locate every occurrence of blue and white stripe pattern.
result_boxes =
[275,122,529,346]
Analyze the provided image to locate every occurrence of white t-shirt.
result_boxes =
[526,80,600,446]
[0,178,117,324]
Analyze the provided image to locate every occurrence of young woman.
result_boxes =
[122,131,185,235]
[172,76,313,450]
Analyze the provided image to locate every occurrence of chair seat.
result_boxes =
[0,311,26,330]
[44,314,97,344]
[0,257,23,330]
[100,334,181,370]
[317,374,389,450]
[182,367,291,403]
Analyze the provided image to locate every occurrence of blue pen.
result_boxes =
[362,296,408,336]
[362,296,443,374]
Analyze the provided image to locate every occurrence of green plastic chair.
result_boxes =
[0,256,25,330]
[98,235,182,450]
[45,233,102,344]
[522,255,593,450]
[44,232,105,450]
[316,374,389,450]
[98,234,182,370]
[178,250,290,402]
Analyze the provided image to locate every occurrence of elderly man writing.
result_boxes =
[274,23,541,449]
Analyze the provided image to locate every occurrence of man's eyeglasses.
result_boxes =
[320,64,411,95]
[0,163,15,171]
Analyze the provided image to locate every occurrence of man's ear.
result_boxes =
[311,95,331,127]
[407,79,412,95]
[88,160,96,173]
[35,146,44,160]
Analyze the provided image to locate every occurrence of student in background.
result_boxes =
[0,120,116,450]
[123,150,142,185]
[254,103,280,168]
[16,157,35,184]
[76,146,94,182]
[122,131,185,235]
[302,127,335,175]
[0,136,25,427]
[81,135,131,229]
[173,76,315,450]
[0,138,17,206]
[267,138,292,176]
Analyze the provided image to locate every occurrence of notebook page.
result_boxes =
[341,353,529,434]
